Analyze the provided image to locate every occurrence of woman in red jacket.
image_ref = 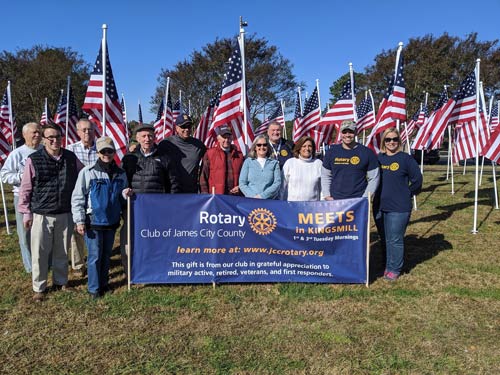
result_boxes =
[200,125,244,195]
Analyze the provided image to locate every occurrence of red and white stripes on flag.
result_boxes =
[482,122,500,164]
[311,123,336,152]
[320,79,355,126]
[366,46,406,152]
[209,39,254,154]
[195,97,217,147]
[0,83,17,147]
[54,86,79,145]
[356,95,376,133]
[292,86,321,142]
[82,42,127,161]
[0,128,10,164]
[254,105,285,136]
[40,98,52,125]
[453,118,489,162]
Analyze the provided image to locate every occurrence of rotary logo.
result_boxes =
[280,149,288,157]
[350,156,360,165]
[390,162,399,171]
[248,208,277,235]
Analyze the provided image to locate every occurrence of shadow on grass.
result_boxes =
[369,233,452,282]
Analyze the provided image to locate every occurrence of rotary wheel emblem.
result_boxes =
[390,162,399,171]
[350,156,360,165]
[248,208,277,235]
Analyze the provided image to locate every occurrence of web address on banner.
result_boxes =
[243,247,324,257]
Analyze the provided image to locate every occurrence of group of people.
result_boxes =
[0,115,422,302]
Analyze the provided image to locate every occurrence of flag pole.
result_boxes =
[44,97,48,123]
[121,93,128,144]
[479,81,487,186]
[7,81,15,150]
[448,125,455,194]
[281,99,287,139]
[472,59,481,234]
[316,79,321,119]
[162,77,170,139]
[101,24,108,136]
[349,63,357,122]
[0,179,10,235]
[65,76,71,148]
[239,16,248,151]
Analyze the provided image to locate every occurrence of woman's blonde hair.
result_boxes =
[380,127,402,153]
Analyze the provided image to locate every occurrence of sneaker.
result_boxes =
[32,292,45,303]
[384,271,399,281]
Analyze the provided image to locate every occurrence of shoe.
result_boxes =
[89,292,100,300]
[100,285,111,296]
[73,268,86,278]
[32,292,45,303]
[53,284,74,292]
[384,271,399,281]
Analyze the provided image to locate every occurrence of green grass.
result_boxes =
[0,165,499,374]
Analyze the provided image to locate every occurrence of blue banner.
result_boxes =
[131,194,369,284]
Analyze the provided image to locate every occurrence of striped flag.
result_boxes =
[195,95,218,146]
[209,39,254,154]
[54,86,79,145]
[153,98,165,143]
[291,90,302,141]
[254,104,284,136]
[482,121,500,164]
[356,95,376,133]
[366,48,406,152]
[82,43,127,161]
[0,130,10,164]
[0,84,17,147]
[412,88,448,150]
[292,86,321,142]
[172,99,181,123]
[489,101,498,131]
[40,98,53,125]
[320,79,355,125]
[311,124,335,152]
[452,118,489,163]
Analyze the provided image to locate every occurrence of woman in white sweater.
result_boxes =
[280,136,323,201]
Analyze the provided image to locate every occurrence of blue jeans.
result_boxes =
[375,211,410,275]
[84,228,116,294]
[14,195,31,273]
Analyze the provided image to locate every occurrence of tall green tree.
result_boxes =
[0,45,90,127]
[152,34,299,123]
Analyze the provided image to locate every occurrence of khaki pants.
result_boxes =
[31,213,72,292]
[70,230,86,270]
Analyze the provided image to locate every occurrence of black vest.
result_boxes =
[29,148,79,214]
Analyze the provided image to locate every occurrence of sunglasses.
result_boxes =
[384,137,400,143]
[341,130,355,134]
[100,149,115,155]
[177,124,191,130]
[255,144,268,148]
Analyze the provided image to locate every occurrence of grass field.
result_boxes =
[0,165,499,374]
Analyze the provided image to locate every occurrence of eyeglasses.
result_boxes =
[177,124,191,130]
[384,137,400,143]
[255,144,268,148]
[100,149,115,155]
[43,135,62,141]
[78,128,94,133]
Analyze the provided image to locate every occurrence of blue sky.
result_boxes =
[3,0,500,122]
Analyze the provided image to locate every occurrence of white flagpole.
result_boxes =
[121,93,128,144]
[188,100,191,116]
[179,90,182,113]
[0,179,10,235]
[298,86,303,114]
[162,77,170,139]
[472,59,481,234]
[7,81,15,150]
[349,62,357,122]
[44,97,48,122]
[479,81,487,185]
[239,16,248,151]
[65,76,71,148]
[281,99,287,139]
[101,24,108,136]
[316,79,321,119]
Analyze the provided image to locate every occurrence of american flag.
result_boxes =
[366,49,406,152]
[195,94,218,146]
[356,95,376,133]
[209,40,254,154]
[401,107,420,144]
[412,88,449,150]
[0,85,17,147]
[120,96,131,144]
[291,90,302,141]
[153,99,165,143]
[54,86,79,145]
[321,79,355,125]
[254,104,284,136]
[482,119,500,164]
[488,100,498,131]
[421,70,476,151]
[311,124,335,152]
[172,99,181,123]
[82,43,127,161]
[164,92,174,138]
[292,86,320,142]
[0,129,10,164]
[40,98,53,125]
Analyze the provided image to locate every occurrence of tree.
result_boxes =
[152,34,299,124]
[363,33,500,117]
[328,71,368,105]
[0,45,90,127]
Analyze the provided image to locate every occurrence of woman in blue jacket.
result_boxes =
[72,137,127,298]
[374,128,422,281]
[239,135,281,199]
